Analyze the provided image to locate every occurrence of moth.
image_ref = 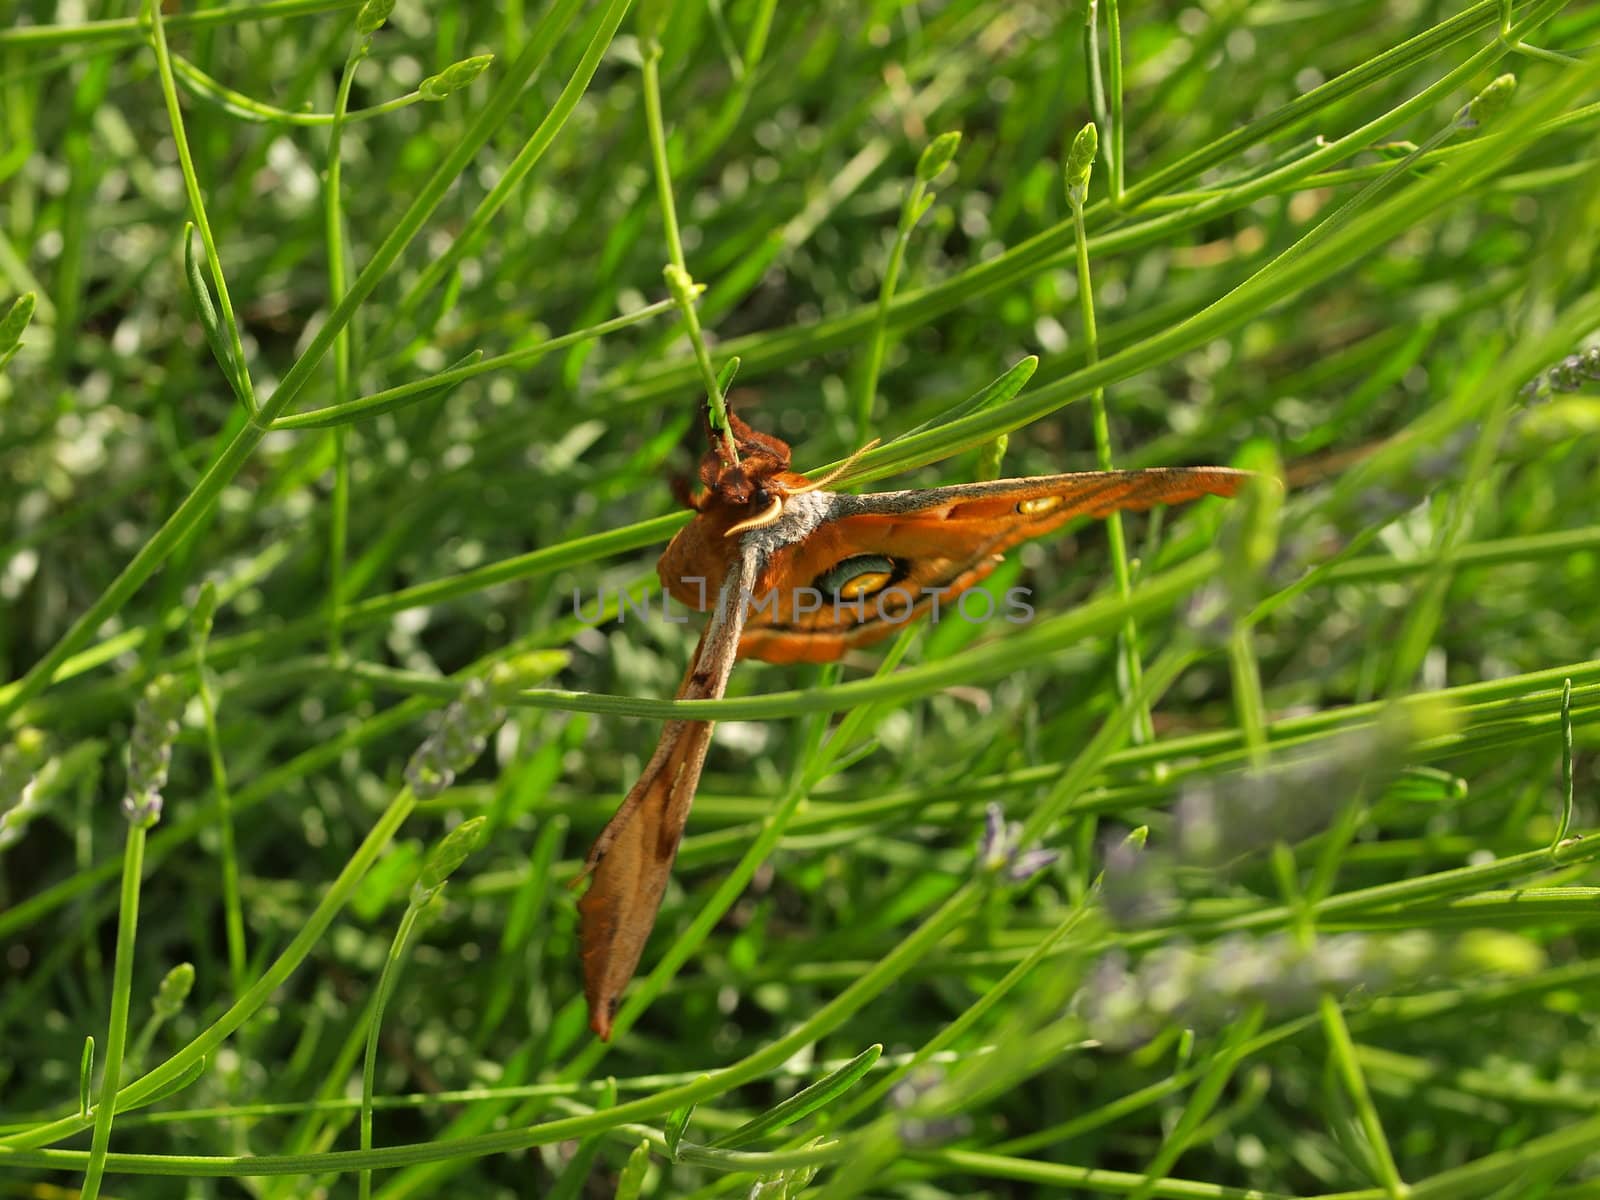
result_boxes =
[576,414,1246,1039]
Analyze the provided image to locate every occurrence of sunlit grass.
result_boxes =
[2,0,1600,1196]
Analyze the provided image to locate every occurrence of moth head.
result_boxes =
[717,467,791,536]
[694,412,796,536]
[696,414,879,539]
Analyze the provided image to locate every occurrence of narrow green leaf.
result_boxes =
[635,0,671,43]
[0,292,34,371]
[418,265,465,345]
[1218,442,1284,615]
[1373,139,1421,160]
[1381,765,1468,805]
[548,1077,618,1200]
[716,355,740,393]
[614,1138,652,1199]
[122,1053,207,1113]
[976,431,1008,480]
[0,291,34,346]
[182,224,240,400]
[712,1044,882,1148]
[780,1145,824,1198]
[79,1036,94,1117]
[545,1135,607,1195]
[665,1087,702,1160]
[191,581,218,645]
[1126,1010,1263,1200]
[895,356,1038,445]
[277,349,485,429]
[1554,678,1574,848]
[489,650,571,690]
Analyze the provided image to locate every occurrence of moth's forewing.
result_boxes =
[576,545,759,1040]
[737,468,1249,664]
[825,467,1252,559]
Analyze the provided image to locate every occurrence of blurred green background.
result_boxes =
[2,0,1600,1195]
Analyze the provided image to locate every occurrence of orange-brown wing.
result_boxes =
[738,468,1248,664]
[576,544,758,1039]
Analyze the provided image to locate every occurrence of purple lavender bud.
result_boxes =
[121,790,163,828]
[1550,355,1588,392]
[405,679,506,800]
[1413,424,1477,482]
[889,1067,973,1148]
[1174,720,1419,867]
[979,802,1010,868]
[1351,486,1414,528]
[896,1112,974,1148]
[977,803,1056,882]
[1076,931,1448,1054]
[1074,952,1154,1049]
[1173,781,1224,864]
[1006,848,1060,883]
[123,675,186,828]
[1099,834,1175,928]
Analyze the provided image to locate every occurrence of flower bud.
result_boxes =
[355,0,395,35]
[1065,122,1097,202]
[404,680,505,799]
[0,729,49,852]
[1457,73,1516,130]
[154,962,196,1019]
[123,675,187,828]
[915,131,961,184]
[977,802,1059,882]
[420,54,493,101]
[410,816,487,907]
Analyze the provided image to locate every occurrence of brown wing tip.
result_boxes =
[1217,468,1256,495]
[1163,466,1258,506]
[589,1007,614,1041]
